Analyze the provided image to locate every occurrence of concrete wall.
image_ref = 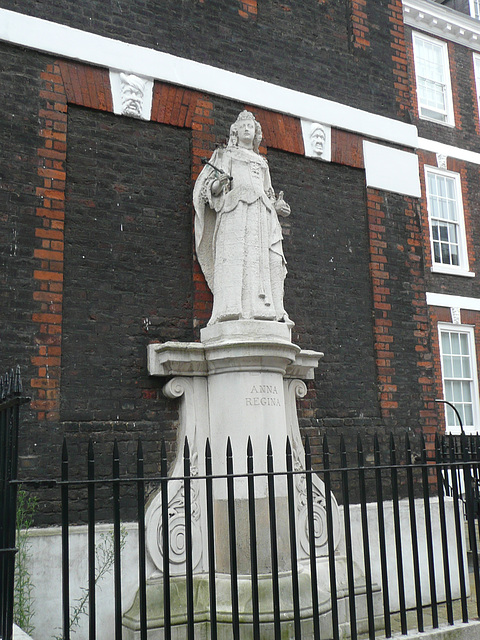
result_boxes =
[19,498,469,639]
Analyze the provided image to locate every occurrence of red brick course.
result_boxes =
[388,0,411,117]
[350,0,370,50]
[32,63,68,422]
[238,0,257,20]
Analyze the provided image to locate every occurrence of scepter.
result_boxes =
[201,158,233,182]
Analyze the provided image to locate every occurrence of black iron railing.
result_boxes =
[0,368,29,640]
[5,430,480,640]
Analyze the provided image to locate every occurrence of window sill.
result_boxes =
[431,265,475,278]
[419,114,455,128]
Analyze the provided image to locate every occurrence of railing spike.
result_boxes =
[205,437,211,458]
[357,433,363,453]
[340,434,346,459]
[160,439,167,477]
[14,365,22,395]
[183,436,190,458]
[137,437,144,460]
[285,435,291,455]
[304,434,310,454]
[247,436,253,457]
[88,438,94,461]
[62,436,68,462]
[322,433,329,455]
[267,434,273,456]
[6,369,13,397]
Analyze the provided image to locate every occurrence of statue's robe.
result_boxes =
[193,146,287,324]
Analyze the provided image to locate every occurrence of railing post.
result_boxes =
[420,434,438,629]
[390,434,407,635]
[435,434,453,624]
[405,432,423,632]
[357,435,374,640]
[136,439,147,640]
[374,434,391,638]
[61,437,70,640]
[340,434,357,640]
[323,434,339,640]
[87,439,96,640]
[448,434,468,623]
[0,367,29,640]
[460,433,480,618]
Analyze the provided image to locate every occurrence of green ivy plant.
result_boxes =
[14,489,38,635]
[54,526,127,639]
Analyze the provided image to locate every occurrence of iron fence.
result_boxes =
[3,429,480,640]
[0,368,29,640]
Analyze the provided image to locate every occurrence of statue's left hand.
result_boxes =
[274,191,291,217]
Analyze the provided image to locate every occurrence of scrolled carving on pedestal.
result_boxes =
[145,377,205,575]
[145,472,204,575]
[146,477,203,575]
[284,378,341,558]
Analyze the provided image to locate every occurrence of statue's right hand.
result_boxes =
[211,174,230,196]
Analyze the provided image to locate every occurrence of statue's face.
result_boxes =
[310,127,326,156]
[236,119,256,148]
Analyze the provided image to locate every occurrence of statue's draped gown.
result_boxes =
[194,146,287,324]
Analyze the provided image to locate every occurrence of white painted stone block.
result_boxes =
[363,140,421,197]
[300,119,332,162]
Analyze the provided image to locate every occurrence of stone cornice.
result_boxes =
[403,0,480,51]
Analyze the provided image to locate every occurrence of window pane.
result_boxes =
[440,328,477,432]
[465,404,474,425]
[426,171,464,268]
[452,380,463,402]
[415,36,450,121]
[441,332,451,353]
[452,357,463,378]
[451,332,460,353]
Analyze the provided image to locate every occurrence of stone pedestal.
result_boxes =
[123,321,372,638]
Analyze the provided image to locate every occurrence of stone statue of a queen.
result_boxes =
[193,110,291,325]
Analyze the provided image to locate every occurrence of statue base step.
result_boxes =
[123,560,381,640]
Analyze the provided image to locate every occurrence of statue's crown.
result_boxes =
[236,110,255,122]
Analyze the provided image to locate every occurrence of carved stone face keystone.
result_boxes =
[310,125,326,157]
[300,119,331,162]
[120,74,146,118]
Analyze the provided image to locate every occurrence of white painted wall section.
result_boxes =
[418,136,480,167]
[427,292,480,311]
[0,8,418,148]
[363,141,421,197]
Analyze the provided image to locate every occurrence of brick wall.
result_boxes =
[0,0,409,121]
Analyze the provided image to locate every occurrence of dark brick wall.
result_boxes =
[61,107,194,422]
[0,43,49,419]
[268,152,379,419]
[0,0,406,121]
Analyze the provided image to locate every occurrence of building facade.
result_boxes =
[405,0,480,435]
[3,0,480,505]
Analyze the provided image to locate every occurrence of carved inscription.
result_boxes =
[245,385,281,407]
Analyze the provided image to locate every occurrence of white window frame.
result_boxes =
[470,0,480,20]
[412,32,455,126]
[473,53,480,126]
[424,166,471,277]
[438,323,480,435]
